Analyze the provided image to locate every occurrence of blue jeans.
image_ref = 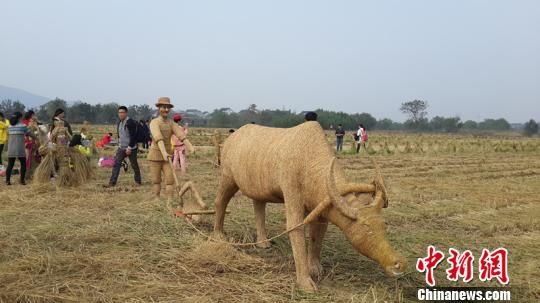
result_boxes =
[336,136,344,151]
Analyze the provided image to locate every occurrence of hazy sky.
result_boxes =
[1,0,539,122]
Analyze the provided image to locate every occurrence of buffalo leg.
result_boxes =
[213,175,239,238]
[308,219,328,280]
[253,200,271,248]
[284,193,317,292]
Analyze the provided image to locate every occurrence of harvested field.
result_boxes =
[0,127,539,302]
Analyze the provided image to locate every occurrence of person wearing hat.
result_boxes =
[147,97,187,200]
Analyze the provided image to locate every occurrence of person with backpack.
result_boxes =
[355,124,368,153]
[104,106,141,187]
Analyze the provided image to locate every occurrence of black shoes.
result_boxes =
[6,180,27,186]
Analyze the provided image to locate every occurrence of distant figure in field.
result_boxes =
[171,114,188,173]
[96,133,113,148]
[304,111,318,122]
[139,120,151,149]
[22,110,40,176]
[355,124,368,153]
[335,124,345,152]
[0,112,9,166]
[69,134,92,158]
[5,111,36,185]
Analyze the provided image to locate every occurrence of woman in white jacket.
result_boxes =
[355,124,367,153]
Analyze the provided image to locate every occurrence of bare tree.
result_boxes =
[400,100,429,123]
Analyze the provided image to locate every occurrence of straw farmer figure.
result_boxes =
[147,97,186,200]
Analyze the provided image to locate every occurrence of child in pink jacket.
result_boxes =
[171,114,188,173]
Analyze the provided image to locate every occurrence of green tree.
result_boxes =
[375,118,403,130]
[135,104,154,120]
[68,101,95,123]
[478,118,511,131]
[238,104,260,125]
[0,99,26,116]
[400,100,428,121]
[263,109,302,127]
[400,100,429,130]
[314,109,376,130]
[36,98,68,122]
[462,120,478,130]
[128,104,155,121]
[351,113,377,130]
[208,109,241,128]
[404,117,429,131]
[523,119,539,136]
[430,116,461,132]
[98,103,120,124]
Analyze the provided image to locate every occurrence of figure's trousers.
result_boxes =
[149,160,175,198]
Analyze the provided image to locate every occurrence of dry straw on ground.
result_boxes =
[0,127,539,302]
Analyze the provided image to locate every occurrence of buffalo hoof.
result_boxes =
[297,276,318,292]
[211,231,227,242]
[256,239,271,249]
[309,262,323,280]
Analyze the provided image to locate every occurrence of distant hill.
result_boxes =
[0,85,50,108]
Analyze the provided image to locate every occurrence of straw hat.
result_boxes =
[155,97,174,108]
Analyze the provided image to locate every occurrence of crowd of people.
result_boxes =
[0,104,366,188]
[302,111,369,153]
[0,97,191,190]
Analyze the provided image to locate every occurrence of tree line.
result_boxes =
[0,98,537,135]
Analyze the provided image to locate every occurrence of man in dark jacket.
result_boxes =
[335,124,345,152]
[104,106,141,187]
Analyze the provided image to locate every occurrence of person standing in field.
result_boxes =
[5,112,36,185]
[104,106,141,187]
[355,124,368,153]
[147,97,186,200]
[0,112,9,166]
[335,124,345,152]
[171,113,188,173]
[22,110,40,177]
[139,120,150,149]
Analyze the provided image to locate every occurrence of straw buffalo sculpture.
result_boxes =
[213,121,407,291]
